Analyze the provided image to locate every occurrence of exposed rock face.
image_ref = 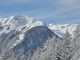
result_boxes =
[0,26,58,60]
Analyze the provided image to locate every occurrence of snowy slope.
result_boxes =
[0,26,56,60]
[0,15,79,60]
[48,23,77,37]
[0,15,45,34]
[0,15,45,49]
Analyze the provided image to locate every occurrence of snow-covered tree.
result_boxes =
[31,47,41,60]
[71,22,80,60]
[31,36,57,60]
[74,22,80,38]
[56,30,72,60]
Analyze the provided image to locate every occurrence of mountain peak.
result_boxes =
[0,15,45,34]
[48,23,77,37]
[13,15,36,25]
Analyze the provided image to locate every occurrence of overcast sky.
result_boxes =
[0,0,80,24]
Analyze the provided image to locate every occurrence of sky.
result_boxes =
[0,0,80,24]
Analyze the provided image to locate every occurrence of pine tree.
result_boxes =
[71,22,80,60]
[56,30,72,60]
[74,22,80,38]
[31,36,57,60]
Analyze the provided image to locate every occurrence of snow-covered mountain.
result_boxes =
[48,23,77,37]
[0,15,79,60]
[0,15,60,60]
[0,15,77,37]
[0,15,45,34]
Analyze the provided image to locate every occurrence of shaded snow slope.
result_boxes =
[0,15,58,60]
[0,26,58,60]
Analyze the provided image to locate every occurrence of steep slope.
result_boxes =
[0,26,58,60]
[48,23,77,37]
[71,23,80,60]
[0,15,59,60]
[0,15,45,33]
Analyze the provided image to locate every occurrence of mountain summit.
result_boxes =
[0,15,80,60]
[48,23,77,37]
[0,15,59,60]
[0,15,45,33]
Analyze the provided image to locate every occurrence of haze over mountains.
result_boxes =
[48,23,77,37]
[0,15,80,60]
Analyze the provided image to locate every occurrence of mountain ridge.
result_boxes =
[0,15,45,34]
[0,15,79,60]
[0,15,60,60]
[48,23,77,37]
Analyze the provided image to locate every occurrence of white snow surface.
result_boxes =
[10,33,25,49]
[0,15,45,34]
[48,23,77,37]
[0,15,45,49]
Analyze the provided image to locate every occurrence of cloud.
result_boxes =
[34,0,80,20]
[60,18,80,24]
[0,0,80,9]
[57,0,80,10]
[0,0,80,24]
[0,0,50,5]
[0,0,80,7]
[0,9,47,17]
[0,0,30,5]
[0,0,28,3]
[33,7,80,20]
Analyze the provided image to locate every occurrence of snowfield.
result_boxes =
[48,23,77,37]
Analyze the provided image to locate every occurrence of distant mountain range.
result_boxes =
[0,15,77,37]
[48,23,77,37]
